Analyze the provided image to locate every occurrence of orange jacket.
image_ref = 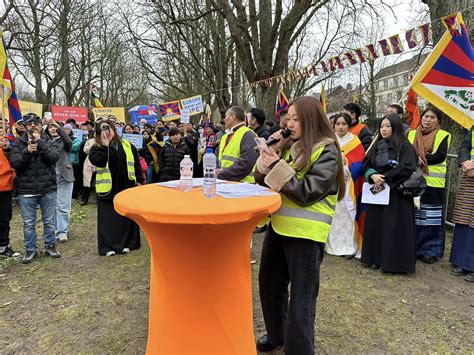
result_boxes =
[0,148,15,191]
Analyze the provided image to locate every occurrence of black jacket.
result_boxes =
[159,140,190,182]
[358,126,373,151]
[10,133,60,195]
[458,128,472,166]
[253,125,270,140]
[89,140,144,200]
[364,140,417,189]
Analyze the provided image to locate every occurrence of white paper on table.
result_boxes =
[157,178,227,189]
[361,182,390,205]
[216,183,277,198]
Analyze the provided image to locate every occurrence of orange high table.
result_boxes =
[114,184,281,354]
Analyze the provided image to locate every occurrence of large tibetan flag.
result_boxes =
[91,84,104,108]
[319,83,326,113]
[0,29,22,127]
[276,89,289,122]
[159,100,181,121]
[410,13,473,129]
[341,135,366,255]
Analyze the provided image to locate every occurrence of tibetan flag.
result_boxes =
[91,84,104,108]
[341,135,366,254]
[410,13,473,129]
[443,13,462,36]
[276,89,289,121]
[309,64,318,76]
[345,51,358,65]
[405,88,420,129]
[0,30,22,127]
[159,100,181,119]
[389,35,404,54]
[366,44,379,59]
[355,48,367,63]
[329,58,337,72]
[419,23,431,46]
[320,61,329,73]
[378,39,392,56]
[405,28,418,49]
[319,84,326,113]
[335,56,344,69]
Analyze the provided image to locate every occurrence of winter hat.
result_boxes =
[63,124,74,130]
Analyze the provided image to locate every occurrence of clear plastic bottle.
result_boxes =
[203,148,217,198]
[179,155,194,192]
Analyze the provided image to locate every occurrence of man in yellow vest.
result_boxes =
[217,106,258,183]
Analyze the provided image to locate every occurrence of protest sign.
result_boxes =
[51,105,88,123]
[72,129,83,142]
[19,100,43,117]
[180,95,203,115]
[180,109,191,123]
[122,133,144,149]
[93,107,126,123]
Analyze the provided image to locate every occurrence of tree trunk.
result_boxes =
[254,85,279,121]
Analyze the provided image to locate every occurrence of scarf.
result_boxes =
[374,139,392,170]
[414,124,439,174]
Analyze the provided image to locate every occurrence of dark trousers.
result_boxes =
[72,164,83,198]
[259,224,324,355]
[81,172,96,203]
[0,190,13,247]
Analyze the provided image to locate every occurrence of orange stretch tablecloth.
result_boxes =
[114,184,281,354]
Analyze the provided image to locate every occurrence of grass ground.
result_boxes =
[0,198,473,353]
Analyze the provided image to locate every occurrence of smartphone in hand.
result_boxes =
[254,137,270,153]
[370,184,385,194]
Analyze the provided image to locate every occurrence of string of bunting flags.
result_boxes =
[252,8,471,89]
[249,21,435,89]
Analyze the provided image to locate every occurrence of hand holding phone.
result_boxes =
[370,184,385,194]
[255,137,270,154]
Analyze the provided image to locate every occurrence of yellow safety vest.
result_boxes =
[96,140,137,194]
[271,145,338,243]
[408,129,451,188]
[218,125,257,183]
[471,129,474,160]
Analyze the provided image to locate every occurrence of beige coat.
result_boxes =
[82,138,97,187]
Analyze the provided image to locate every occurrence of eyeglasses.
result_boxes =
[25,121,41,126]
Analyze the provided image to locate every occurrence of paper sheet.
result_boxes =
[361,182,390,205]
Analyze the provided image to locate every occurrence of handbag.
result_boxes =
[395,144,427,197]
[396,168,426,197]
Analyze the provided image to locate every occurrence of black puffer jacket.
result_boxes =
[10,133,60,194]
[158,140,190,182]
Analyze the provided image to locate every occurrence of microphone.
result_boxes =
[254,128,291,152]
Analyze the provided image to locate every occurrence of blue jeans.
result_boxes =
[56,174,74,236]
[18,191,57,252]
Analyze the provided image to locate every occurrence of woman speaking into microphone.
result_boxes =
[255,96,345,354]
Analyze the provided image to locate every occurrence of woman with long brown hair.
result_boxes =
[89,119,144,256]
[254,96,344,355]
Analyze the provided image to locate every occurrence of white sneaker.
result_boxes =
[122,248,130,254]
[106,251,116,257]
[57,235,68,242]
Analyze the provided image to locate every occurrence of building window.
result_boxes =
[384,79,388,89]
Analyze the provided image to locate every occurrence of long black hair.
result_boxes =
[367,113,408,157]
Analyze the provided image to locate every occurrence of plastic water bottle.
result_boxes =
[203,148,217,198]
[179,155,194,192]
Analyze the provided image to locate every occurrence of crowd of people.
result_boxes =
[0,97,472,355]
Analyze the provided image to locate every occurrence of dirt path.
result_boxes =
[1,201,473,353]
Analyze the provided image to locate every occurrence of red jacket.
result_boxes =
[0,148,15,192]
